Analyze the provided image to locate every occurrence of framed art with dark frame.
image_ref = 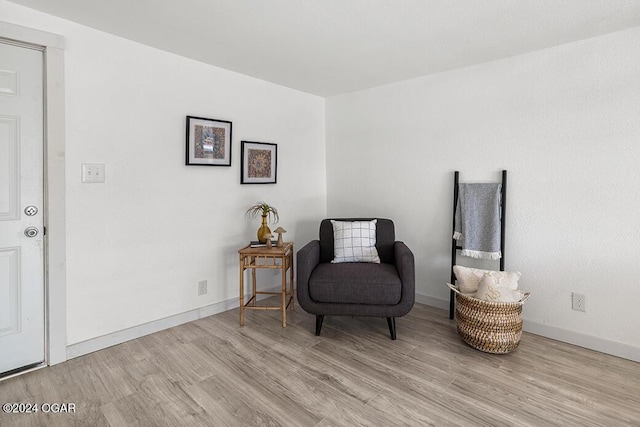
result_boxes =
[241,141,277,184]
[185,116,232,166]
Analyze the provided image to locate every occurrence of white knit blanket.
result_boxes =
[454,183,502,260]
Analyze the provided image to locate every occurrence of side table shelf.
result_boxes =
[238,242,294,327]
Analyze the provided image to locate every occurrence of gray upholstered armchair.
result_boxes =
[297,218,415,340]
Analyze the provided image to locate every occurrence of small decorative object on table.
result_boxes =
[264,233,274,248]
[245,201,279,243]
[273,227,287,248]
[250,240,277,248]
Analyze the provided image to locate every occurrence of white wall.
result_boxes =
[4,0,639,361]
[327,27,640,360]
[1,1,327,346]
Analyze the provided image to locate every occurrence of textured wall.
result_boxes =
[1,1,327,345]
[326,27,640,357]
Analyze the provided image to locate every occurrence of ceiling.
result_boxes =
[8,0,640,96]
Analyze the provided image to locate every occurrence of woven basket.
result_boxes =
[447,283,531,354]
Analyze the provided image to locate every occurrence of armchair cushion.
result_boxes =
[320,218,395,263]
[309,263,402,305]
[331,219,380,263]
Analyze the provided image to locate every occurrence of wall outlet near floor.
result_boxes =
[572,292,586,312]
[198,280,208,296]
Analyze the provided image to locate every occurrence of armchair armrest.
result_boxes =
[394,241,415,315]
[297,240,321,309]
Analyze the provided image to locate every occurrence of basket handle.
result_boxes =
[446,283,461,295]
[520,292,532,304]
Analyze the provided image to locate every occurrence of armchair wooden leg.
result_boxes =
[386,317,397,340]
[315,315,325,336]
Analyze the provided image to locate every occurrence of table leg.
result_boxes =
[251,257,257,307]
[281,256,287,327]
[239,255,244,326]
[289,252,295,312]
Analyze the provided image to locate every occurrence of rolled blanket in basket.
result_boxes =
[454,183,502,260]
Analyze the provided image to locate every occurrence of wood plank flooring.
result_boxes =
[1,301,639,426]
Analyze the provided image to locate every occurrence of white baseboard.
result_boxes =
[66,288,279,360]
[416,292,450,311]
[66,298,234,359]
[415,291,640,363]
[522,321,640,363]
[68,290,639,364]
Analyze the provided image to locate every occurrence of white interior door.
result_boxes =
[0,41,45,375]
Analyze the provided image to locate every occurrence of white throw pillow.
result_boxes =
[453,265,521,294]
[475,273,525,303]
[331,220,380,263]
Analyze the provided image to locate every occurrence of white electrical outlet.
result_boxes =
[198,280,208,296]
[81,163,105,183]
[572,293,585,312]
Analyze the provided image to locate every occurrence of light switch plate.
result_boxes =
[82,163,105,183]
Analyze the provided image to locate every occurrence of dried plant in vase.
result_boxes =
[245,201,279,243]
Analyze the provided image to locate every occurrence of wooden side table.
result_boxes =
[238,242,294,327]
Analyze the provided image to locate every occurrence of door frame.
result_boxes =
[0,21,67,366]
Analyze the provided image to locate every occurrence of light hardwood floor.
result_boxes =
[1,301,639,426]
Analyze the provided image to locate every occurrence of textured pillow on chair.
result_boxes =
[453,265,521,294]
[475,273,525,303]
[331,219,381,263]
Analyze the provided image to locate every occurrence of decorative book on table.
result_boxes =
[250,240,277,248]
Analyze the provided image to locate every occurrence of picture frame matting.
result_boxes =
[241,141,277,184]
[185,116,232,166]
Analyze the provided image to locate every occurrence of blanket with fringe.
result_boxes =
[454,183,502,260]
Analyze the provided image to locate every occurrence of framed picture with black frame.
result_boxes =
[241,141,277,184]
[185,116,232,166]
